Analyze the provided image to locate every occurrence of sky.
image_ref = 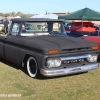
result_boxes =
[0,0,100,14]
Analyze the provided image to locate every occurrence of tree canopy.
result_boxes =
[0,11,34,18]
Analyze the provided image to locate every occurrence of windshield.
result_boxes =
[20,22,64,36]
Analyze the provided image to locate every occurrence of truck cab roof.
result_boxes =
[11,18,63,22]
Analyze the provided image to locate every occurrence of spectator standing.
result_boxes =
[4,17,9,34]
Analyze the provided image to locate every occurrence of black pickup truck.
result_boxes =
[0,18,99,78]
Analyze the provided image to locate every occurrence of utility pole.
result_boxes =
[46,10,47,14]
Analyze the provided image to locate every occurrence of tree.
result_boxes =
[0,13,3,16]
[0,11,34,18]
[10,11,16,16]
[16,11,23,16]
[4,13,10,17]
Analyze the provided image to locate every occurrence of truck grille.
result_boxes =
[60,54,90,67]
[62,58,85,64]
[61,47,91,53]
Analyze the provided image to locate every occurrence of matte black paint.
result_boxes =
[0,18,99,70]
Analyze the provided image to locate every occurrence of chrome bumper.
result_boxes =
[40,63,98,77]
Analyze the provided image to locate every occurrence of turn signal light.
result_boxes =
[48,49,58,54]
[92,46,98,50]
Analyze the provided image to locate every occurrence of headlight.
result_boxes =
[87,54,98,62]
[46,58,61,68]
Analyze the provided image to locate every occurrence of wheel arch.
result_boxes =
[22,54,39,69]
[97,53,100,62]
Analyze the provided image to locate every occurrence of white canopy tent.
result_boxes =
[30,14,58,19]
[12,16,21,18]
[44,14,58,19]
[30,14,45,18]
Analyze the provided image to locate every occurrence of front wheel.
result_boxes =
[27,56,38,78]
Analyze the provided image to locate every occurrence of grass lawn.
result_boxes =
[0,59,100,100]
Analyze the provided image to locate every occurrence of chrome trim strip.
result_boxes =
[61,54,89,61]
[40,63,98,77]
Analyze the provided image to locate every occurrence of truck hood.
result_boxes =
[81,36,100,50]
[23,35,98,54]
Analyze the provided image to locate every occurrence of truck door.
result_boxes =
[4,22,21,65]
[0,35,6,58]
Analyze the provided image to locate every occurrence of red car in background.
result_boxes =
[65,22,97,33]
[80,35,100,62]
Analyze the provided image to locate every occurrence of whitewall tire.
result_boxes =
[27,56,38,78]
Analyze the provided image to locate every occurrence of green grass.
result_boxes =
[0,59,100,100]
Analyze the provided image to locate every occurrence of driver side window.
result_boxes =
[11,23,20,35]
